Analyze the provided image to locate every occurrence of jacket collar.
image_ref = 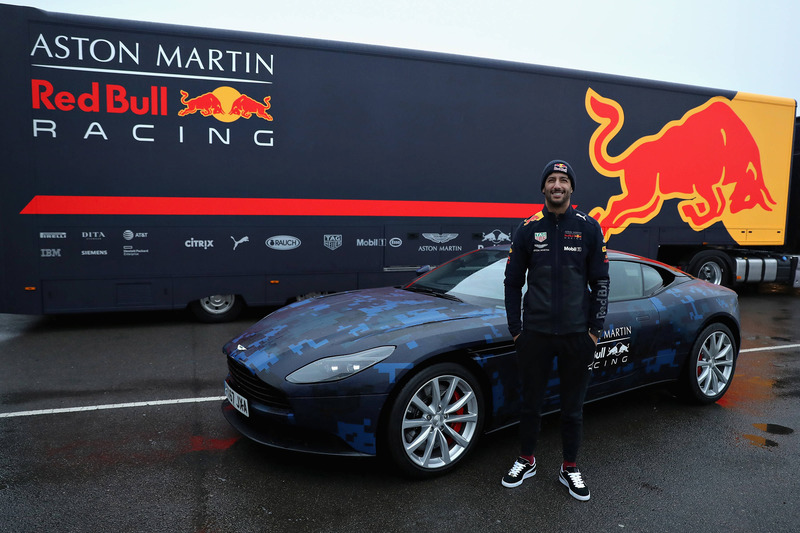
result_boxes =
[542,204,574,221]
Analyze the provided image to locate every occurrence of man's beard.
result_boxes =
[545,189,571,208]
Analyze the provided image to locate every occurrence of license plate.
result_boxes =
[225,381,249,417]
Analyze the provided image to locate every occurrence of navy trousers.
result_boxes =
[515,330,596,462]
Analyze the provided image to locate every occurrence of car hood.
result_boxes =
[224,287,506,376]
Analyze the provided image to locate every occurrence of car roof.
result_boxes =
[480,245,688,275]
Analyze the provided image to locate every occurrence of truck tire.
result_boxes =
[189,294,243,322]
[687,251,731,287]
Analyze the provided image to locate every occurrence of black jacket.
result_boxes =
[504,205,609,337]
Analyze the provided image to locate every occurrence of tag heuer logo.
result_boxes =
[535,232,547,243]
[324,234,342,250]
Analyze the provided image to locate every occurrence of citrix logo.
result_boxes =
[185,238,214,249]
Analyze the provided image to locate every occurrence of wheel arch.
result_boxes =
[674,313,740,374]
[700,313,741,354]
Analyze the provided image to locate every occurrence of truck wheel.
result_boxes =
[676,323,737,404]
[385,363,484,478]
[189,294,243,322]
[688,251,731,287]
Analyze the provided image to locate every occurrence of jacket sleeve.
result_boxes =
[587,220,609,331]
[504,221,528,337]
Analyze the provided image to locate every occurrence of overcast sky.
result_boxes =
[13,0,800,115]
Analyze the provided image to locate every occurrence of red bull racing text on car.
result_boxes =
[0,3,797,321]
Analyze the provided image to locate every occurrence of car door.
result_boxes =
[586,259,661,396]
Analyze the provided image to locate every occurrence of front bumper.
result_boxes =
[221,377,388,456]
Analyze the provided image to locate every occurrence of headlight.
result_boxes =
[285,346,396,384]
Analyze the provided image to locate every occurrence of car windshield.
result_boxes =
[405,248,509,305]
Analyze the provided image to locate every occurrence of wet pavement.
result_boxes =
[1,286,798,532]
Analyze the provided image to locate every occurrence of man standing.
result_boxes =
[501,159,609,501]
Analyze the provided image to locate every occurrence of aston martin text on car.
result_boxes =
[221,246,740,476]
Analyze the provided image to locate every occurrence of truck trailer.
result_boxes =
[1,4,797,321]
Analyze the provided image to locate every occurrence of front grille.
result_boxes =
[227,358,291,410]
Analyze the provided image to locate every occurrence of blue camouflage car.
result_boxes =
[222,246,740,476]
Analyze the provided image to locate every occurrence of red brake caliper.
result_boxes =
[446,389,464,445]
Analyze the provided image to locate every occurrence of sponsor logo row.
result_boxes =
[40,231,148,240]
[40,230,150,257]
[39,230,512,257]
[236,231,511,251]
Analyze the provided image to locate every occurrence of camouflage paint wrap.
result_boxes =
[222,252,739,457]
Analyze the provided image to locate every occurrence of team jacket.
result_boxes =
[504,205,609,337]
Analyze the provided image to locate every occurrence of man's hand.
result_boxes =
[513,334,520,342]
[588,332,598,344]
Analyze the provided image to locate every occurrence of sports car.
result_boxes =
[222,246,740,476]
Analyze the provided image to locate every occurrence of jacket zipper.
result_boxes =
[553,214,561,334]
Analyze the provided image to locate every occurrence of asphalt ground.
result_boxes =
[1,285,799,532]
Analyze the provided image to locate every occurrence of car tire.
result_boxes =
[385,362,484,478]
[677,323,737,404]
[189,294,243,323]
[687,250,731,287]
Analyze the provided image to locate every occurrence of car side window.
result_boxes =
[642,264,665,296]
[608,261,644,302]
[609,260,673,302]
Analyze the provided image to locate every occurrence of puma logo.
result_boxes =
[231,235,249,250]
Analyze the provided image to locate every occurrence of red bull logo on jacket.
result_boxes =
[585,88,794,245]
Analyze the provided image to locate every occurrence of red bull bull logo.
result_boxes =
[585,88,794,245]
[178,87,273,122]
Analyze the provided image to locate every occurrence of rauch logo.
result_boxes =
[266,235,300,250]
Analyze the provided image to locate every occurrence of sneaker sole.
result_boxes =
[501,468,536,488]
[559,474,590,501]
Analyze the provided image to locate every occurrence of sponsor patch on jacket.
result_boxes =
[564,231,582,240]
[563,246,582,252]
[534,232,547,242]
